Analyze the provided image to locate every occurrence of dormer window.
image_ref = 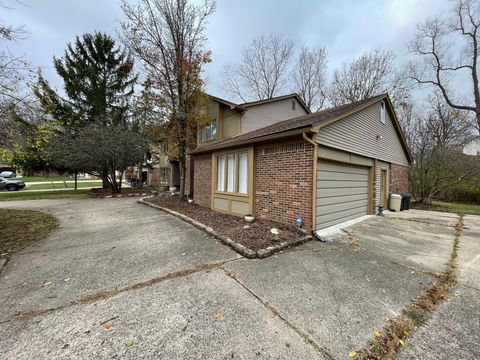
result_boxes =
[200,120,217,142]
[380,101,386,124]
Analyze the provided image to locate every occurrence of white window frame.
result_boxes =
[215,151,249,195]
[200,120,217,142]
[380,101,386,124]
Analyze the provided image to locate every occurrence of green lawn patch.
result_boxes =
[0,209,58,257]
[15,176,73,182]
[433,201,480,216]
[26,181,102,190]
[0,189,91,201]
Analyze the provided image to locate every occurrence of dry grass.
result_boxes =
[0,209,58,257]
[355,215,463,359]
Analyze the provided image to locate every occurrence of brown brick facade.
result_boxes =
[192,154,212,208]
[149,167,160,188]
[390,163,409,193]
[254,141,314,229]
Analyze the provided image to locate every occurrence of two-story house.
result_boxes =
[189,93,411,235]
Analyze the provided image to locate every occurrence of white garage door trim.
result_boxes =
[316,160,370,230]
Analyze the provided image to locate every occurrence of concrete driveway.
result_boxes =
[0,199,478,359]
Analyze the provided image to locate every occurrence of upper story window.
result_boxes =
[159,141,168,153]
[200,120,217,142]
[291,100,296,111]
[380,101,386,124]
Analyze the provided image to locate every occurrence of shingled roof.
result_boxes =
[190,94,388,155]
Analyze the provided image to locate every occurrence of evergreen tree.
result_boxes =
[35,32,137,127]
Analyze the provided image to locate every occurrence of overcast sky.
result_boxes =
[3,0,453,100]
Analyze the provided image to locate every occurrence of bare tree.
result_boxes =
[404,96,478,204]
[120,0,215,200]
[221,33,294,102]
[0,1,30,107]
[291,47,327,111]
[328,48,410,107]
[408,0,480,134]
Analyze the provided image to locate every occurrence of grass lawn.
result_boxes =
[0,189,91,201]
[26,181,102,190]
[0,209,58,257]
[14,176,74,182]
[432,201,480,216]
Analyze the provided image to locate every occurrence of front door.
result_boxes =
[380,169,387,206]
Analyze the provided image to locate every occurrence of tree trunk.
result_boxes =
[102,174,109,189]
[179,155,185,201]
[74,172,78,190]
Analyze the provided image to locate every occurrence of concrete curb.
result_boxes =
[0,258,7,276]
[138,198,312,259]
[90,192,149,199]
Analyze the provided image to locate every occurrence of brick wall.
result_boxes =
[390,163,409,193]
[254,141,314,229]
[171,161,180,188]
[192,154,211,208]
[149,167,160,188]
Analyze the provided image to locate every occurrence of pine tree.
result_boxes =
[35,32,137,127]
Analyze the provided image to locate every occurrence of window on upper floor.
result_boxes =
[380,101,386,124]
[200,120,217,142]
[292,100,296,111]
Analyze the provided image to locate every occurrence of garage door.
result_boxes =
[316,160,370,230]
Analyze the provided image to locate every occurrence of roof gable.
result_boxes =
[190,94,412,164]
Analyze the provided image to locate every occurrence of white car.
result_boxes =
[0,171,16,178]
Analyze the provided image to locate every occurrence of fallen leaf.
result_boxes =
[348,351,357,358]
[374,330,382,337]
[43,281,53,287]
[103,322,113,329]
[403,330,410,336]
[126,340,134,347]
[181,253,186,256]
[454,292,459,297]
[214,311,222,320]
[411,270,415,274]
[366,277,371,282]
[64,278,70,282]
[399,339,404,347]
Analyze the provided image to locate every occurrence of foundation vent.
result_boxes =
[262,143,304,155]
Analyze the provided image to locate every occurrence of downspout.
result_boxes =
[303,132,323,241]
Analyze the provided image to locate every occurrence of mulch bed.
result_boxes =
[145,195,306,251]
[90,186,154,197]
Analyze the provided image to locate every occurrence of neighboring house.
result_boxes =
[463,136,480,156]
[145,141,180,190]
[189,93,411,232]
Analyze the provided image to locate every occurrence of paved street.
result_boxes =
[0,199,478,359]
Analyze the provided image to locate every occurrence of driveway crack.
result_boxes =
[10,257,242,321]
[220,266,335,360]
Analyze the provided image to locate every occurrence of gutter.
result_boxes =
[302,131,321,237]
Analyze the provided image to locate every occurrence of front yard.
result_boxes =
[0,189,91,201]
[0,209,58,257]
[413,201,480,216]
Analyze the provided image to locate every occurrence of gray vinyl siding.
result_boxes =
[376,161,389,209]
[316,101,409,166]
[241,98,308,133]
[316,160,369,230]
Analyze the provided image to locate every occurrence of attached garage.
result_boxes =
[316,160,370,230]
